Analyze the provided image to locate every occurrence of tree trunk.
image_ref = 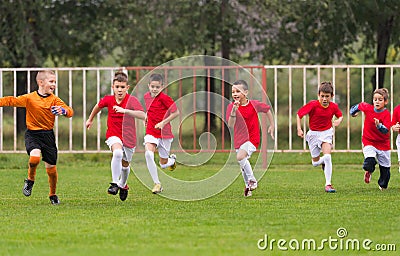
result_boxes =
[370,16,393,95]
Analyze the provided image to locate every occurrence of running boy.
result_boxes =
[144,73,179,194]
[0,70,74,205]
[392,104,400,173]
[226,80,274,197]
[296,81,343,193]
[350,88,391,190]
[86,71,145,201]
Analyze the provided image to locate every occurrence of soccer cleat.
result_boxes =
[107,183,119,195]
[325,184,336,193]
[244,187,252,197]
[168,154,177,171]
[248,180,258,191]
[49,195,60,205]
[379,186,386,191]
[364,171,371,184]
[23,179,34,197]
[398,166,400,173]
[119,185,129,201]
[152,183,163,194]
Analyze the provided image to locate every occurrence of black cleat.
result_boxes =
[49,195,60,205]
[108,183,119,195]
[119,185,129,201]
[23,179,35,197]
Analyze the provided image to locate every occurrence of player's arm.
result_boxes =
[296,114,304,138]
[52,98,74,118]
[0,95,28,108]
[113,106,146,120]
[155,108,180,129]
[227,101,239,128]
[266,109,275,140]
[86,103,101,129]
[350,104,360,117]
[333,116,343,127]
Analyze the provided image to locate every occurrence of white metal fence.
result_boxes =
[0,65,399,153]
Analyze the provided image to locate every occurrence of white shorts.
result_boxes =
[235,141,257,159]
[105,136,135,162]
[363,145,390,167]
[144,134,173,159]
[305,128,333,158]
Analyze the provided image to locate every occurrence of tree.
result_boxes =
[0,0,116,132]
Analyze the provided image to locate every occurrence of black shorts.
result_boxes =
[25,130,58,165]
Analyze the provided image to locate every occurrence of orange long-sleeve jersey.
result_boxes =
[0,91,74,130]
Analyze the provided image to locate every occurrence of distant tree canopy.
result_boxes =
[1,0,400,68]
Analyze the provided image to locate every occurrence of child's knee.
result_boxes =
[113,149,123,159]
[29,156,40,167]
[363,157,376,172]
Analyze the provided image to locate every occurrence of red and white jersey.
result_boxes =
[226,100,271,149]
[144,91,177,139]
[358,102,391,150]
[297,100,342,131]
[98,94,143,148]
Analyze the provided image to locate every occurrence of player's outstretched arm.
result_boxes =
[86,104,101,129]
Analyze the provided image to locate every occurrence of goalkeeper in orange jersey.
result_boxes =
[0,70,74,205]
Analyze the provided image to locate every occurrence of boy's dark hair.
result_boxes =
[113,71,128,83]
[374,88,389,101]
[318,81,334,95]
[233,80,248,90]
[149,73,163,84]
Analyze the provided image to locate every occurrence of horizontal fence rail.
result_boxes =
[0,65,399,154]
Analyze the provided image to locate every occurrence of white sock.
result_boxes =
[160,157,175,169]
[323,154,332,185]
[145,151,160,184]
[238,158,256,183]
[241,169,249,187]
[111,149,123,184]
[119,166,130,188]
[312,155,325,167]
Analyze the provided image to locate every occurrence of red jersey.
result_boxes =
[392,104,400,129]
[297,100,342,131]
[0,91,73,130]
[98,94,143,148]
[358,102,391,150]
[226,100,271,149]
[144,92,177,139]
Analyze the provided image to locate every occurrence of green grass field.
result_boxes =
[0,152,399,256]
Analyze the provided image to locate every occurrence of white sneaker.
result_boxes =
[248,180,258,191]
[152,183,163,194]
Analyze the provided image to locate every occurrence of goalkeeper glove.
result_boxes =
[51,106,67,116]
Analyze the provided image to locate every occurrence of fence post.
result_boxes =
[261,67,268,169]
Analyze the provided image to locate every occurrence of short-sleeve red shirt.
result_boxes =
[144,92,177,139]
[98,94,143,148]
[358,102,391,150]
[226,100,271,149]
[297,100,342,131]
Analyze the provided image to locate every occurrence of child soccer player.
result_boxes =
[392,104,400,173]
[296,81,343,193]
[350,88,391,190]
[86,71,145,201]
[144,73,179,194]
[226,80,274,197]
[0,70,74,205]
